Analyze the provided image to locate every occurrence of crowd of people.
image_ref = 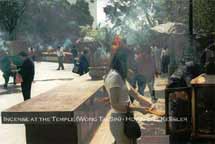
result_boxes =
[0,51,35,101]
[151,45,170,75]
[55,45,90,75]
[1,42,170,102]
[123,44,170,103]
[0,44,91,100]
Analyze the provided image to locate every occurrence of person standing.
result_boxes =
[105,48,152,144]
[1,52,16,89]
[71,45,78,64]
[79,49,89,75]
[161,47,170,74]
[18,52,35,101]
[134,48,158,103]
[56,46,65,70]
[1,53,12,89]
[28,47,35,61]
[151,44,161,74]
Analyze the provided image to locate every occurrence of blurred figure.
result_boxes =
[18,52,35,101]
[28,47,35,61]
[133,48,158,103]
[0,52,16,89]
[126,47,138,103]
[79,49,89,75]
[161,47,170,74]
[202,45,215,74]
[56,46,65,70]
[71,45,78,64]
[201,44,215,66]
[111,35,121,55]
[151,44,161,74]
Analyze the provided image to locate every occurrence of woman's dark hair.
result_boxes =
[110,48,128,80]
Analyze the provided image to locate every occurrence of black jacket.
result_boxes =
[20,58,35,82]
[79,55,89,75]
[71,48,78,57]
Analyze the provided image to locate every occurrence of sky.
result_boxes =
[97,0,109,24]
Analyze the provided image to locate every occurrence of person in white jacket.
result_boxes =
[56,46,65,70]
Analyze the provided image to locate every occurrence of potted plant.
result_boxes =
[88,42,110,80]
[80,26,112,80]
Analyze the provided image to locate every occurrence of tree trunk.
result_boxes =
[8,31,16,41]
[6,30,17,56]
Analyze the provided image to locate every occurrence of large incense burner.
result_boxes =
[191,74,215,139]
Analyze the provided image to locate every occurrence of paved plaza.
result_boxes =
[0,62,79,144]
[0,62,168,144]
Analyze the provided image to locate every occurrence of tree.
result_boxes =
[193,0,215,34]
[104,0,189,30]
[70,0,94,26]
[0,0,27,40]
[16,0,94,46]
[103,0,191,47]
[103,0,166,46]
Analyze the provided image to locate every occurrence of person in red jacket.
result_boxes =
[133,48,158,103]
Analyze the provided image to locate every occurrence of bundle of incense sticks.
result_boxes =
[146,107,165,117]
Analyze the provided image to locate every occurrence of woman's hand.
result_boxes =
[139,98,152,108]
[128,84,152,107]
[146,106,165,117]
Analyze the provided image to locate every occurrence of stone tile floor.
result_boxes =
[0,62,79,144]
[0,62,169,144]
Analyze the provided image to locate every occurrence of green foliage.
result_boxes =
[0,0,27,40]
[165,0,189,24]
[103,0,190,47]
[71,0,94,26]
[80,26,98,38]
[80,25,115,51]
[104,0,189,30]
[104,0,215,35]
[0,0,94,45]
[96,27,115,51]
[194,0,215,34]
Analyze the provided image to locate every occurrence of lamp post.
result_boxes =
[186,0,194,60]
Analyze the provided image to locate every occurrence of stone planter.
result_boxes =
[89,66,108,80]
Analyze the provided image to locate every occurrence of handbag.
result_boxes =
[124,112,141,139]
[72,63,80,74]
[16,73,23,84]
